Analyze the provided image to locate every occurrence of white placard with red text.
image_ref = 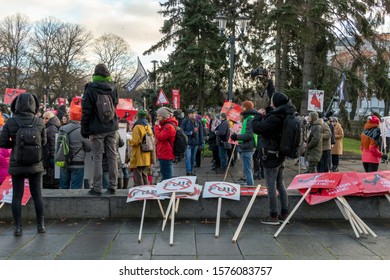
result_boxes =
[156,176,196,195]
[126,185,168,202]
[202,181,241,201]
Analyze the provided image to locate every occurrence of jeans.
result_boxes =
[60,167,85,189]
[12,173,44,222]
[185,145,198,173]
[218,144,228,169]
[240,150,254,186]
[159,159,173,181]
[90,131,118,192]
[264,165,289,217]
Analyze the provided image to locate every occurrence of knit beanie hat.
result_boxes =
[69,98,82,121]
[137,109,147,119]
[367,115,380,125]
[220,113,227,119]
[272,92,289,107]
[94,63,110,77]
[157,107,173,119]
[242,100,254,111]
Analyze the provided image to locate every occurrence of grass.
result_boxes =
[343,137,362,155]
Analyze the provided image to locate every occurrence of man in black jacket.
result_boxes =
[252,92,297,225]
[81,63,119,195]
[215,113,230,173]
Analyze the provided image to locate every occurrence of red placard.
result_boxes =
[220,101,242,123]
[356,171,390,196]
[240,186,268,196]
[4,88,26,104]
[172,89,180,109]
[116,98,137,121]
[288,173,343,190]
[57,98,66,106]
[0,175,31,205]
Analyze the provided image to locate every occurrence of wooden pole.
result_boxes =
[0,202,4,209]
[170,192,176,246]
[215,197,222,237]
[385,193,390,203]
[162,195,174,231]
[138,200,147,243]
[232,184,261,243]
[274,187,311,238]
[175,198,180,213]
[157,200,165,218]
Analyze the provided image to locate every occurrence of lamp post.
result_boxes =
[151,60,158,97]
[217,14,249,102]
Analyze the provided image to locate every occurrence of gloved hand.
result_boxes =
[80,129,90,139]
[230,133,238,141]
[382,154,388,161]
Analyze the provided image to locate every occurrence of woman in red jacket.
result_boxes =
[153,107,177,180]
[361,115,385,172]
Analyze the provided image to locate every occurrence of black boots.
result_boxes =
[14,220,22,236]
[123,178,129,189]
[37,216,46,233]
[331,166,339,172]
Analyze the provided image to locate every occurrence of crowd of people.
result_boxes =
[0,62,389,236]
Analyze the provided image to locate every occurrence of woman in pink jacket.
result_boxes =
[0,147,11,184]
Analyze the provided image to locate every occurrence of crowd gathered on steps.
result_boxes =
[0,63,388,235]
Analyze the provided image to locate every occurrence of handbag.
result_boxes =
[223,142,232,150]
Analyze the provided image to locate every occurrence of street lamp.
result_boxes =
[217,14,249,102]
[151,60,158,97]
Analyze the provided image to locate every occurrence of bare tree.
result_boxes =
[0,13,31,90]
[93,33,136,90]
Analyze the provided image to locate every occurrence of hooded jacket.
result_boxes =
[0,93,47,175]
[43,115,61,166]
[252,104,296,168]
[236,109,258,152]
[305,112,323,163]
[154,116,178,160]
[81,81,119,136]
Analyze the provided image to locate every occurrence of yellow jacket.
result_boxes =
[129,123,153,168]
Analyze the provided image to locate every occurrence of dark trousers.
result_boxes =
[212,149,220,167]
[363,162,379,172]
[332,154,340,167]
[12,173,44,222]
[317,150,331,172]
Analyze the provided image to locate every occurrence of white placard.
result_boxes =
[203,181,241,201]
[126,185,168,202]
[308,90,324,112]
[176,184,203,201]
[156,176,196,194]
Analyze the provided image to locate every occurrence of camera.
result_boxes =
[250,66,268,78]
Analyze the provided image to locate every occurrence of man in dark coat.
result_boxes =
[81,63,119,195]
[0,93,47,236]
[252,92,296,225]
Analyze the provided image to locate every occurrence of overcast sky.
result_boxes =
[0,0,168,71]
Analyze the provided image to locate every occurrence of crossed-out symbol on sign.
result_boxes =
[163,178,192,191]
[208,182,237,197]
[128,188,158,200]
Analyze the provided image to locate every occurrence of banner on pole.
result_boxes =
[307,90,324,112]
[4,88,26,104]
[156,89,169,106]
[123,57,148,93]
[172,89,180,109]
[220,102,242,123]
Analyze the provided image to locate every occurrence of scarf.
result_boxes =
[363,126,381,147]
[92,75,112,83]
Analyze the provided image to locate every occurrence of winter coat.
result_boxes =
[331,123,344,155]
[154,117,178,161]
[305,116,323,163]
[81,81,119,137]
[236,109,258,152]
[0,148,11,184]
[215,119,230,144]
[0,93,47,175]
[361,122,382,164]
[181,117,204,146]
[57,120,91,167]
[320,119,332,151]
[43,115,61,167]
[252,104,297,168]
[129,118,153,168]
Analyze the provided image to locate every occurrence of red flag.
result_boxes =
[220,101,242,123]
[4,88,26,104]
[116,98,137,121]
[172,89,180,109]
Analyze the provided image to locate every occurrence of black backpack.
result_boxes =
[279,113,306,158]
[13,116,42,165]
[165,122,188,157]
[96,93,115,123]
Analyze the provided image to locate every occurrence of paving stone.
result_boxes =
[106,233,154,257]
[357,236,390,256]
[196,233,241,256]
[194,219,236,234]
[151,255,197,260]
[198,255,243,260]
[105,254,151,260]
[47,219,89,234]
[244,255,291,260]
[275,234,332,258]
[153,231,196,256]
[82,219,124,233]
[237,232,285,256]
[121,219,161,233]
[0,234,36,257]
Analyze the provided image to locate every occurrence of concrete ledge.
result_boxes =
[1,189,389,220]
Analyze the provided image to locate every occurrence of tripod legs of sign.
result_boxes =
[215,145,236,238]
[138,200,165,243]
[386,193,390,203]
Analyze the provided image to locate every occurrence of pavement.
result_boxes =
[1,155,390,260]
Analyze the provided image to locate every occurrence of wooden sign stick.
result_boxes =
[138,200,147,243]
[162,195,174,231]
[274,187,311,238]
[0,202,4,209]
[232,184,261,243]
[170,192,176,246]
[215,197,222,238]
[385,193,390,203]
[157,200,165,218]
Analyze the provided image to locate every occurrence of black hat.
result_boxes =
[94,63,110,77]
[188,109,196,114]
[272,92,289,107]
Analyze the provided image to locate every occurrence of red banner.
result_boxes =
[220,102,242,123]
[0,175,31,205]
[116,98,137,121]
[57,98,66,106]
[288,173,343,190]
[240,186,268,196]
[4,88,26,104]
[356,171,390,196]
[172,89,180,109]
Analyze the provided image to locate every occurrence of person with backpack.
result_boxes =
[252,93,297,225]
[81,63,119,195]
[42,111,61,189]
[57,99,91,189]
[0,93,47,236]
[181,109,204,176]
[154,107,177,180]
[129,110,154,186]
[230,101,257,186]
